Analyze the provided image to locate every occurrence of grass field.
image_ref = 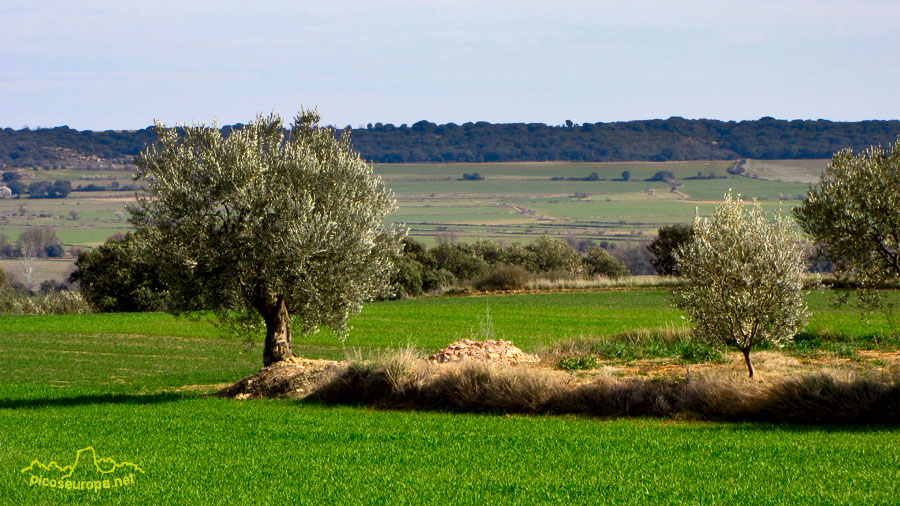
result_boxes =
[3,290,898,365]
[1,289,898,504]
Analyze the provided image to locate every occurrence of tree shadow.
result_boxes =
[0,392,185,410]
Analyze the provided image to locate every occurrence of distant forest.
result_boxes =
[2,117,899,169]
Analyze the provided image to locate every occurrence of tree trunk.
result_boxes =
[741,348,755,378]
[259,295,293,367]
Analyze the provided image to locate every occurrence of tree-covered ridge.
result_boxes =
[2,117,900,168]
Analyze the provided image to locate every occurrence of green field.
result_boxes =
[0,160,823,257]
[0,160,825,286]
[1,289,898,504]
[3,290,898,367]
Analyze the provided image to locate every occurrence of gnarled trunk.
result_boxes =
[741,348,755,378]
[256,295,294,366]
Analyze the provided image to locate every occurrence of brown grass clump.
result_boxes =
[217,351,900,425]
[304,354,900,424]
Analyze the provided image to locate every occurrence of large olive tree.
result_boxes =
[672,193,808,377]
[130,110,404,366]
[794,138,900,287]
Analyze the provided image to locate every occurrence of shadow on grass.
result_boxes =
[0,392,186,410]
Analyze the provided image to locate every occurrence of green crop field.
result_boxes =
[1,289,898,504]
[3,290,898,365]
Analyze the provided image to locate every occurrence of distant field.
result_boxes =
[0,258,74,286]
[744,159,826,183]
[0,160,824,256]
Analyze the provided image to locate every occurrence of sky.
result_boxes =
[2,0,899,130]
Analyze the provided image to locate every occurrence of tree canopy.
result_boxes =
[795,137,900,288]
[4,118,900,168]
[673,193,808,377]
[130,110,404,365]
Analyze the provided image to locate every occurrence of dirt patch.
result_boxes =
[215,357,343,400]
[429,339,540,365]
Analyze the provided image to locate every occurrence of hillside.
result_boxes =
[2,117,898,170]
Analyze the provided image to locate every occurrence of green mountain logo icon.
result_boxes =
[21,447,144,492]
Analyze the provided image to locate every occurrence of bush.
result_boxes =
[429,242,488,280]
[582,246,628,279]
[556,356,598,371]
[389,256,424,299]
[611,243,656,275]
[645,170,676,182]
[0,286,91,314]
[471,264,530,291]
[523,236,581,275]
[647,224,693,276]
[39,290,92,314]
[44,244,64,258]
[677,340,724,363]
[422,268,456,292]
[69,232,169,312]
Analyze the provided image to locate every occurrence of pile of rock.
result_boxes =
[216,357,343,400]
[429,339,540,365]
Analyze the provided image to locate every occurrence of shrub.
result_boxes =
[677,340,724,364]
[69,232,169,312]
[582,246,628,279]
[471,239,506,264]
[523,236,581,275]
[39,290,92,314]
[645,170,676,182]
[556,356,597,371]
[389,256,424,299]
[0,287,91,314]
[471,264,530,291]
[429,242,488,280]
[422,268,456,292]
[611,242,656,275]
[647,224,693,276]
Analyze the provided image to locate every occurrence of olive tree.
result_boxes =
[794,138,900,288]
[672,193,808,377]
[130,110,404,366]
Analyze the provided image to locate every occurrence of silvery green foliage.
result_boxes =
[672,193,808,358]
[130,110,404,337]
[795,138,900,287]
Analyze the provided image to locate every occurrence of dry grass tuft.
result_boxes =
[526,275,683,291]
[304,351,900,424]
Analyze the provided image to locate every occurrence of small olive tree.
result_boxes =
[131,110,404,366]
[672,193,808,377]
[795,138,900,288]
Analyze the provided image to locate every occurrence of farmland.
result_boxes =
[1,290,898,504]
[0,159,824,284]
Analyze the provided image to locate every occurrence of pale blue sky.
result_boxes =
[2,0,899,130]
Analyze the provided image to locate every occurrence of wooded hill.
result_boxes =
[2,117,899,169]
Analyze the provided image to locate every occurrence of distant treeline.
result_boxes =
[3,117,900,168]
